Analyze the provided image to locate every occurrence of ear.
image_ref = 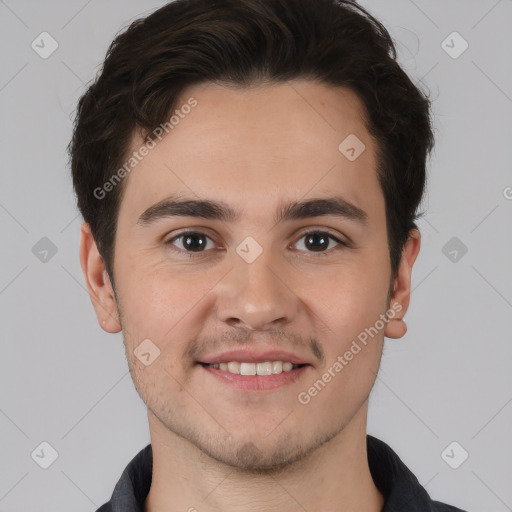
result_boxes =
[384,228,421,339]
[79,221,121,333]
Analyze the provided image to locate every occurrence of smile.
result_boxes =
[199,362,310,392]
[202,361,305,375]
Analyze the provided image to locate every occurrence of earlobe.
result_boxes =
[385,306,407,339]
[384,229,421,340]
[79,222,122,333]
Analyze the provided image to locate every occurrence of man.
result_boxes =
[69,0,468,510]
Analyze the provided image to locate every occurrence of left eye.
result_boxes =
[293,231,346,253]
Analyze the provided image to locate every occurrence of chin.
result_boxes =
[149,401,347,473]
[203,440,308,473]
[194,425,339,474]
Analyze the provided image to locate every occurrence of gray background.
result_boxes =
[0,0,511,511]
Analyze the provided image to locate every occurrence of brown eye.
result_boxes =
[293,231,346,254]
[166,231,214,254]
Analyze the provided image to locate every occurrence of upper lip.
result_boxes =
[199,349,312,366]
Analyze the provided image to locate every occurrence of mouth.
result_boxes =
[197,360,311,392]
[200,361,307,375]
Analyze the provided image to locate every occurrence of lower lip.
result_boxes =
[199,364,310,392]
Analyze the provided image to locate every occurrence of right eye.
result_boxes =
[165,231,217,256]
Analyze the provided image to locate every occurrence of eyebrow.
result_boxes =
[137,194,368,226]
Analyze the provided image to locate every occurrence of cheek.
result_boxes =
[301,257,390,406]
[116,253,196,327]
[115,257,222,373]
[295,339,382,432]
[295,272,386,420]
[310,258,390,338]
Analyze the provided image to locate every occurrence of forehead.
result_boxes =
[118,80,382,224]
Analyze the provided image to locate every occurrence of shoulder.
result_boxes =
[431,499,469,511]
[95,504,112,512]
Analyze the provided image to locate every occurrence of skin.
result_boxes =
[80,79,420,512]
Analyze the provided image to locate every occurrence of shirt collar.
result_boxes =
[367,435,434,511]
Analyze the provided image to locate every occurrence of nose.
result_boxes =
[215,248,298,331]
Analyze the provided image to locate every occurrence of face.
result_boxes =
[83,80,416,471]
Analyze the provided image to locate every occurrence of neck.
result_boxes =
[144,406,384,512]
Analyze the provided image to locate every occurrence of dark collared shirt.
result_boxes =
[96,435,468,511]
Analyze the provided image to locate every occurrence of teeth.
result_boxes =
[282,362,293,372]
[257,362,272,375]
[228,361,240,374]
[206,361,302,375]
[272,361,282,374]
[240,362,256,375]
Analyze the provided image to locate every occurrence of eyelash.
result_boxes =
[164,230,348,258]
